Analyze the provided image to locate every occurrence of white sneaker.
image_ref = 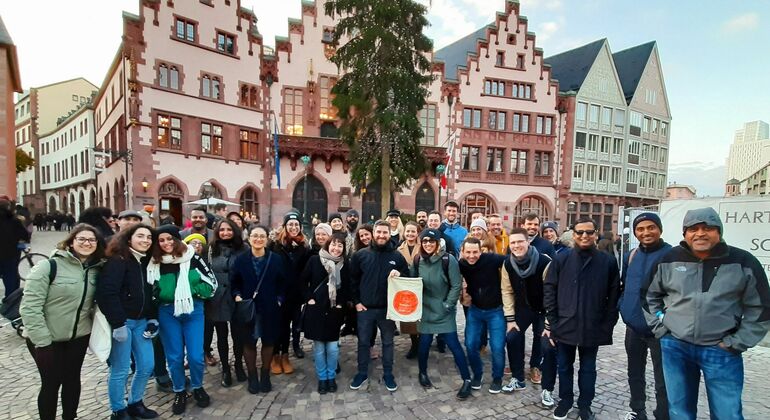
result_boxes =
[541,389,555,407]
[502,378,526,393]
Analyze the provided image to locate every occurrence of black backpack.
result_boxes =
[412,253,450,283]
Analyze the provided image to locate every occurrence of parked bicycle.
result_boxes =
[17,246,47,282]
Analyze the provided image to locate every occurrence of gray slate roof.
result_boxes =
[434,25,491,82]
[0,15,15,46]
[543,39,606,94]
[613,41,656,104]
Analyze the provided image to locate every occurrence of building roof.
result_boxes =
[434,24,491,82]
[725,178,741,185]
[667,183,697,194]
[0,15,22,92]
[543,39,606,94]
[612,41,656,104]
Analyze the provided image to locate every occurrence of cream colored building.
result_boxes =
[726,120,770,182]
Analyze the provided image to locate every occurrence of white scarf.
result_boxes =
[146,245,198,316]
[319,249,343,307]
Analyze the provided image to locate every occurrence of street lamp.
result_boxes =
[202,181,214,210]
[436,164,446,210]
[141,177,149,193]
[300,155,311,231]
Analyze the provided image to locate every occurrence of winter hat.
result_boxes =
[386,209,401,218]
[283,212,301,227]
[118,210,142,220]
[633,212,663,232]
[328,213,343,224]
[541,221,559,235]
[419,228,441,241]
[183,233,207,246]
[155,224,181,240]
[470,218,488,232]
[315,223,333,237]
[682,207,723,235]
[345,209,360,218]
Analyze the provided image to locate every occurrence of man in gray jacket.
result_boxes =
[645,207,770,420]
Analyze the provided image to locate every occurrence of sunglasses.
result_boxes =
[574,230,596,236]
[421,238,437,243]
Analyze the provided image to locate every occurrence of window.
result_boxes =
[175,17,196,42]
[484,80,505,96]
[319,76,337,120]
[157,114,182,149]
[463,109,471,127]
[641,144,650,160]
[536,115,555,135]
[216,32,235,54]
[628,140,640,155]
[284,88,304,135]
[639,171,648,189]
[643,117,651,133]
[488,110,506,130]
[462,109,482,128]
[598,165,609,183]
[614,109,625,132]
[611,167,621,184]
[612,138,623,155]
[472,109,481,128]
[516,54,525,69]
[661,122,668,137]
[575,132,586,149]
[521,114,529,133]
[496,51,504,66]
[601,107,612,130]
[600,136,610,153]
[461,146,480,171]
[627,169,638,184]
[586,164,597,182]
[72,94,78,101]
[511,150,527,174]
[589,104,600,127]
[660,148,667,164]
[201,123,223,155]
[240,130,259,160]
[576,102,587,127]
[544,117,553,135]
[201,74,221,100]
[651,146,658,162]
[534,152,551,175]
[159,64,169,87]
[239,82,259,108]
[322,27,334,43]
[573,163,584,179]
[657,174,666,189]
[652,119,659,135]
[629,111,642,136]
[587,134,598,151]
[536,116,543,134]
[419,104,437,145]
[512,83,533,99]
[645,89,657,105]
[487,148,504,172]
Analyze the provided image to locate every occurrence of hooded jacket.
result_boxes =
[349,242,409,309]
[618,240,671,336]
[440,221,467,257]
[645,240,770,352]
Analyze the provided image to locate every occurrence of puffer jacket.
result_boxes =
[645,241,770,352]
[349,243,409,309]
[618,240,671,336]
[20,249,103,347]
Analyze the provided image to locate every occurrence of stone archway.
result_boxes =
[460,192,497,227]
[292,175,328,225]
[414,181,436,213]
[513,195,551,225]
[158,180,185,227]
[48,196,57,213]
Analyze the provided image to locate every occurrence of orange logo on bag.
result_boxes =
[393,290,419,315]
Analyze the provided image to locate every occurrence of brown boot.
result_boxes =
[281,353,294,374]
[270,355,283,375]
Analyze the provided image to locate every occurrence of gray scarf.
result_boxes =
[319,249,344,306]
[510,245,539,278]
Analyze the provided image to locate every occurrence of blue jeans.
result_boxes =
[312,341,339,380]
[505,307,545,381]
[464,305,506,380]
[557,343,598,409]
[660,335,744,420]
[107,318,155,411]
[158,300,206,392]
[356,308,395,376]
[418,331,470,380]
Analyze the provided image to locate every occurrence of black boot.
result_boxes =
[234,360,247,382]
[247,373,260,394]
[192,387,210,408]
[293,340,305,359]
[418,372,433,388]
[172,391,188,415]
[260,368,272,393]
[328,378,338,393]
[405,334,419,360]
[126,401,158,419]
[221,364,233,388]
[457,379,472,400]
[110,409,132,420]
[318,379,328,395]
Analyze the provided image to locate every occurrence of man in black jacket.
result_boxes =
[349,220,409,392]
[544,217,620,420]
[458,237,507,394]
[0,199,30,299]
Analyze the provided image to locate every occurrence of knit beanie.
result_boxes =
[183,233,207,246]
[315,223,333,237]
[470,218,487,232]
[283,212,301,227]
[328,213,343,224]
[541,221,558,235]
[155,224,181,240]
[633,212,663,232]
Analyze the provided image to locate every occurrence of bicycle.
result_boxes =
[17,246,47,282]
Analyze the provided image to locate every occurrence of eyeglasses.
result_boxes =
[74,237,97,245]
[189,240,203,247]
[249,234,267,239]
[421,238,437,243]
[574,230,596,236]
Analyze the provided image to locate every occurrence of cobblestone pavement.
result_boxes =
[2,231,769,419]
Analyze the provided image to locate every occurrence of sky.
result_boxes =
[2,0,769,196]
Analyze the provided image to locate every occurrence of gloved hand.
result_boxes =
[112,325,129,342]
[143,319,159,339]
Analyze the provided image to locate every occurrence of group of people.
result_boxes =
[5,194,768,420]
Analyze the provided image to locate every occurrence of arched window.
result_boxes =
[292,175,328,224]
[461,192,496,227]
[414,182,435,213]
[513,195,550,225]
[239,187,259,218]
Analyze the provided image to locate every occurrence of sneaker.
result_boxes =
[502,378,526,393]
[529,367,542,384]
[579,408,596,420]
[553,402,571,420]
[205,353,218,366]
[470,374,483,390]
[383,374,398,392]
[541,389,555,408]
[192,387,210,408]
[349,374,369,390]
[488,378,503,394]
[172,391,188,415]
[126,400,158,419]
[456,379,472,400]
[624,412,647,420]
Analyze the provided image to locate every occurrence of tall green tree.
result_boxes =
[15,149,35,174]
[325,0,433,217]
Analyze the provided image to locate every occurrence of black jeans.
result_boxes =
[505,306,545,380]
[356,308,396,376]
[540,336,558,392]
[0,254,20,299]
[626,327,669,419]
[557,343,598,410]
[152,336,169,383]
[204,320,243,368]
[27,335,90,420]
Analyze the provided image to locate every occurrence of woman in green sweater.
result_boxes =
[20,223,106,420]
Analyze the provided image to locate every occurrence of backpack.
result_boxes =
[413,253,450,284]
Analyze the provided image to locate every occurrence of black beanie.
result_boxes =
[155,224,181,240]
[283,212,301,227]
[633,212,662,232]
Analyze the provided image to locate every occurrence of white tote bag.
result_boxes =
[89,306,112,363]
[386,276,423,322]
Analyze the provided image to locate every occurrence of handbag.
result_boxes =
[88,306,112,363]
[233,253,272,324]
[300,276,329,330]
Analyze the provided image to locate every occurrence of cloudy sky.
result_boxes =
[2,0,768,196]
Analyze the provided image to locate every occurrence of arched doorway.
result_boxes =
[89,189,96,208]
[361,181,395,224]
[116,177,126,212]
[513,195,550,225]
[158,180,185,227]
[105,184,111,210]
[61,195,68,215]
[48,196,57,213]
[461,192,496,227]
[69,193,76,215]
[292,175,328,225]
[197,182,223,200]
[78,191,86,216]
[239,187,259,220]
[414,181,435,213]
